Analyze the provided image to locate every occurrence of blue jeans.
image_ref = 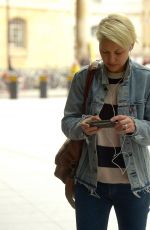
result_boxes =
[75,182,150,230]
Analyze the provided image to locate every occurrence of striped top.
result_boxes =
[97,72,129,184]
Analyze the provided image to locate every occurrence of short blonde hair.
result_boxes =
[96,14,137,48]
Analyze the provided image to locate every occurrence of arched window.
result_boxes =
[9,18,26,48]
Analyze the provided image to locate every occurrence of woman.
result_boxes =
[61,14,150,230]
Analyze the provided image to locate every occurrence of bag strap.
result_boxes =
[82,61,99,113]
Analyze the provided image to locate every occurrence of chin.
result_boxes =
[107,65,123,73]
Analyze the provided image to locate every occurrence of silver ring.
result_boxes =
[125,124,128,129]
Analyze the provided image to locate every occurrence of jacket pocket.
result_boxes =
[130,99,146,119]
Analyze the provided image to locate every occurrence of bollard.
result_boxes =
[39,75,48,98]
[9,75,18,99]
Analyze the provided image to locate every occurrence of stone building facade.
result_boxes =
[0,0,148,70]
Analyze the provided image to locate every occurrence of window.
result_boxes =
[9,18,26,48]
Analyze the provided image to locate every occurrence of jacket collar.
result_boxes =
[100,58,131,85]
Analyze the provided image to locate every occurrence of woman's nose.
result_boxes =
[108,54,116,63]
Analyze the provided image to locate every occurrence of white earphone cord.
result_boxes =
[100,73,130,174]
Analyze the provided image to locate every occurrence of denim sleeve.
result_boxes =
[131,93,150,146]
[61,68,90,140]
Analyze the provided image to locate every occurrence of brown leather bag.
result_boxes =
[54,139,84,184]
[54,139,84,208]
[54,62,98,208]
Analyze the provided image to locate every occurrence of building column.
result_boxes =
[75,0,90,65]
[142,0,150,60]
[2,1,9,69]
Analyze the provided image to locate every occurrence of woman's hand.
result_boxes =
[111,115,136,134]
[80,115,102,136]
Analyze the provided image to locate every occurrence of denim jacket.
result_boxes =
[61,59,150,196]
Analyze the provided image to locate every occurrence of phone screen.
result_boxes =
[87,120,117,128]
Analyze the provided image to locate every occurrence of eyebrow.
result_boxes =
[101,48,125,52]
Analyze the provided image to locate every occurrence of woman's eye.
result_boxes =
[102,51,108,54]
[115,52,122,55]
[101,50,124,55]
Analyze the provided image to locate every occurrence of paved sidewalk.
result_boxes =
[0,97,75,230]
[0,144,118,230]
[0,88,68,99]
[0,97,149,230]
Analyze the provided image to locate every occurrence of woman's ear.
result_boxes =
[129,44,134,51]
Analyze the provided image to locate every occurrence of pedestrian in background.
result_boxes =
[61,14,150,230]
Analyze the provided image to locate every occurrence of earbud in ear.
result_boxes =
[129,44,133,51]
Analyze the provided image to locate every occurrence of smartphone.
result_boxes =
[87,120,117,128]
